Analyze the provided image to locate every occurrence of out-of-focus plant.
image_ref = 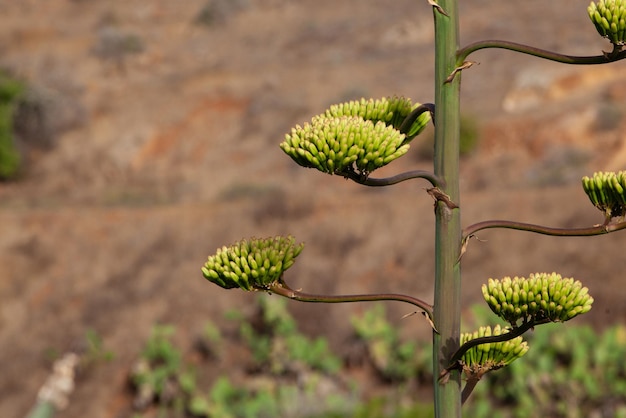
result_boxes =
[351,304,432,383]
[0,71,25,180]
[466,320,626,418]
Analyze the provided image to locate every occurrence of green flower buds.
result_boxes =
[482,273,594,326]
[202,236,304,291]
[588,0,626,45]
[582,171,626,218]
[280,97,431,177]
[280,115,409,177]
[461,325,529,373]
[324,97,430,142]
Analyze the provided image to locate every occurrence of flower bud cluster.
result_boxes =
[202,236,304,291]
[582,171,626,218]
[461,325,529,372]
[482,273,594,326]
[324,97,429,141]
[588,0,626,45]
[280,97,430,177]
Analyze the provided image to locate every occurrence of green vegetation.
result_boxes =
[236,296,342,374]
[126,300,626,417]
[127,298,437,418]
[194,0,249,26]
[0,71,25,180]
[351,304,431,383]
[129,297,347,417]
[466,316,626,417]
[83,328,115,364]
[458,114,479,156]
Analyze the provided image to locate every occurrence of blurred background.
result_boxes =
[1,0,626,416]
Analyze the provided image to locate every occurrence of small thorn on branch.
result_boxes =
[457,237,470,264]
[427,0,449,16]
[401,311,439,334]
[457,234,486,264]
[445,61,477,84]
[423,311,439,334]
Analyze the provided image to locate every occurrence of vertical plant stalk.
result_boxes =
[432,1,462,417]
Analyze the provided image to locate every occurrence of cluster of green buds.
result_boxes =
[323,97,430,140]
[202,236,304,291]
[588,0,626,45]
[582,171,626,219]
[279,97,431,177]
[460,325,529,374]
[482,273,594,326]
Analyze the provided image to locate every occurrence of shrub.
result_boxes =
[0,71,25,180]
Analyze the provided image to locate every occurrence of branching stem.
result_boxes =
[268,280,434,323]
[461,375,480,405]
[457,40,626,65]
[448,318,548,368]
[463,219,626,241]
[341,169,444,188]
[450,318,549,404]
[399,102,436,135]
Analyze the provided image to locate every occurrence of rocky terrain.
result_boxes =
[1,0,626,416]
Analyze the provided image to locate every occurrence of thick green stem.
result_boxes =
[432,1,462,417]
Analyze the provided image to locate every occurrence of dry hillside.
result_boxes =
[1,0,626,416]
